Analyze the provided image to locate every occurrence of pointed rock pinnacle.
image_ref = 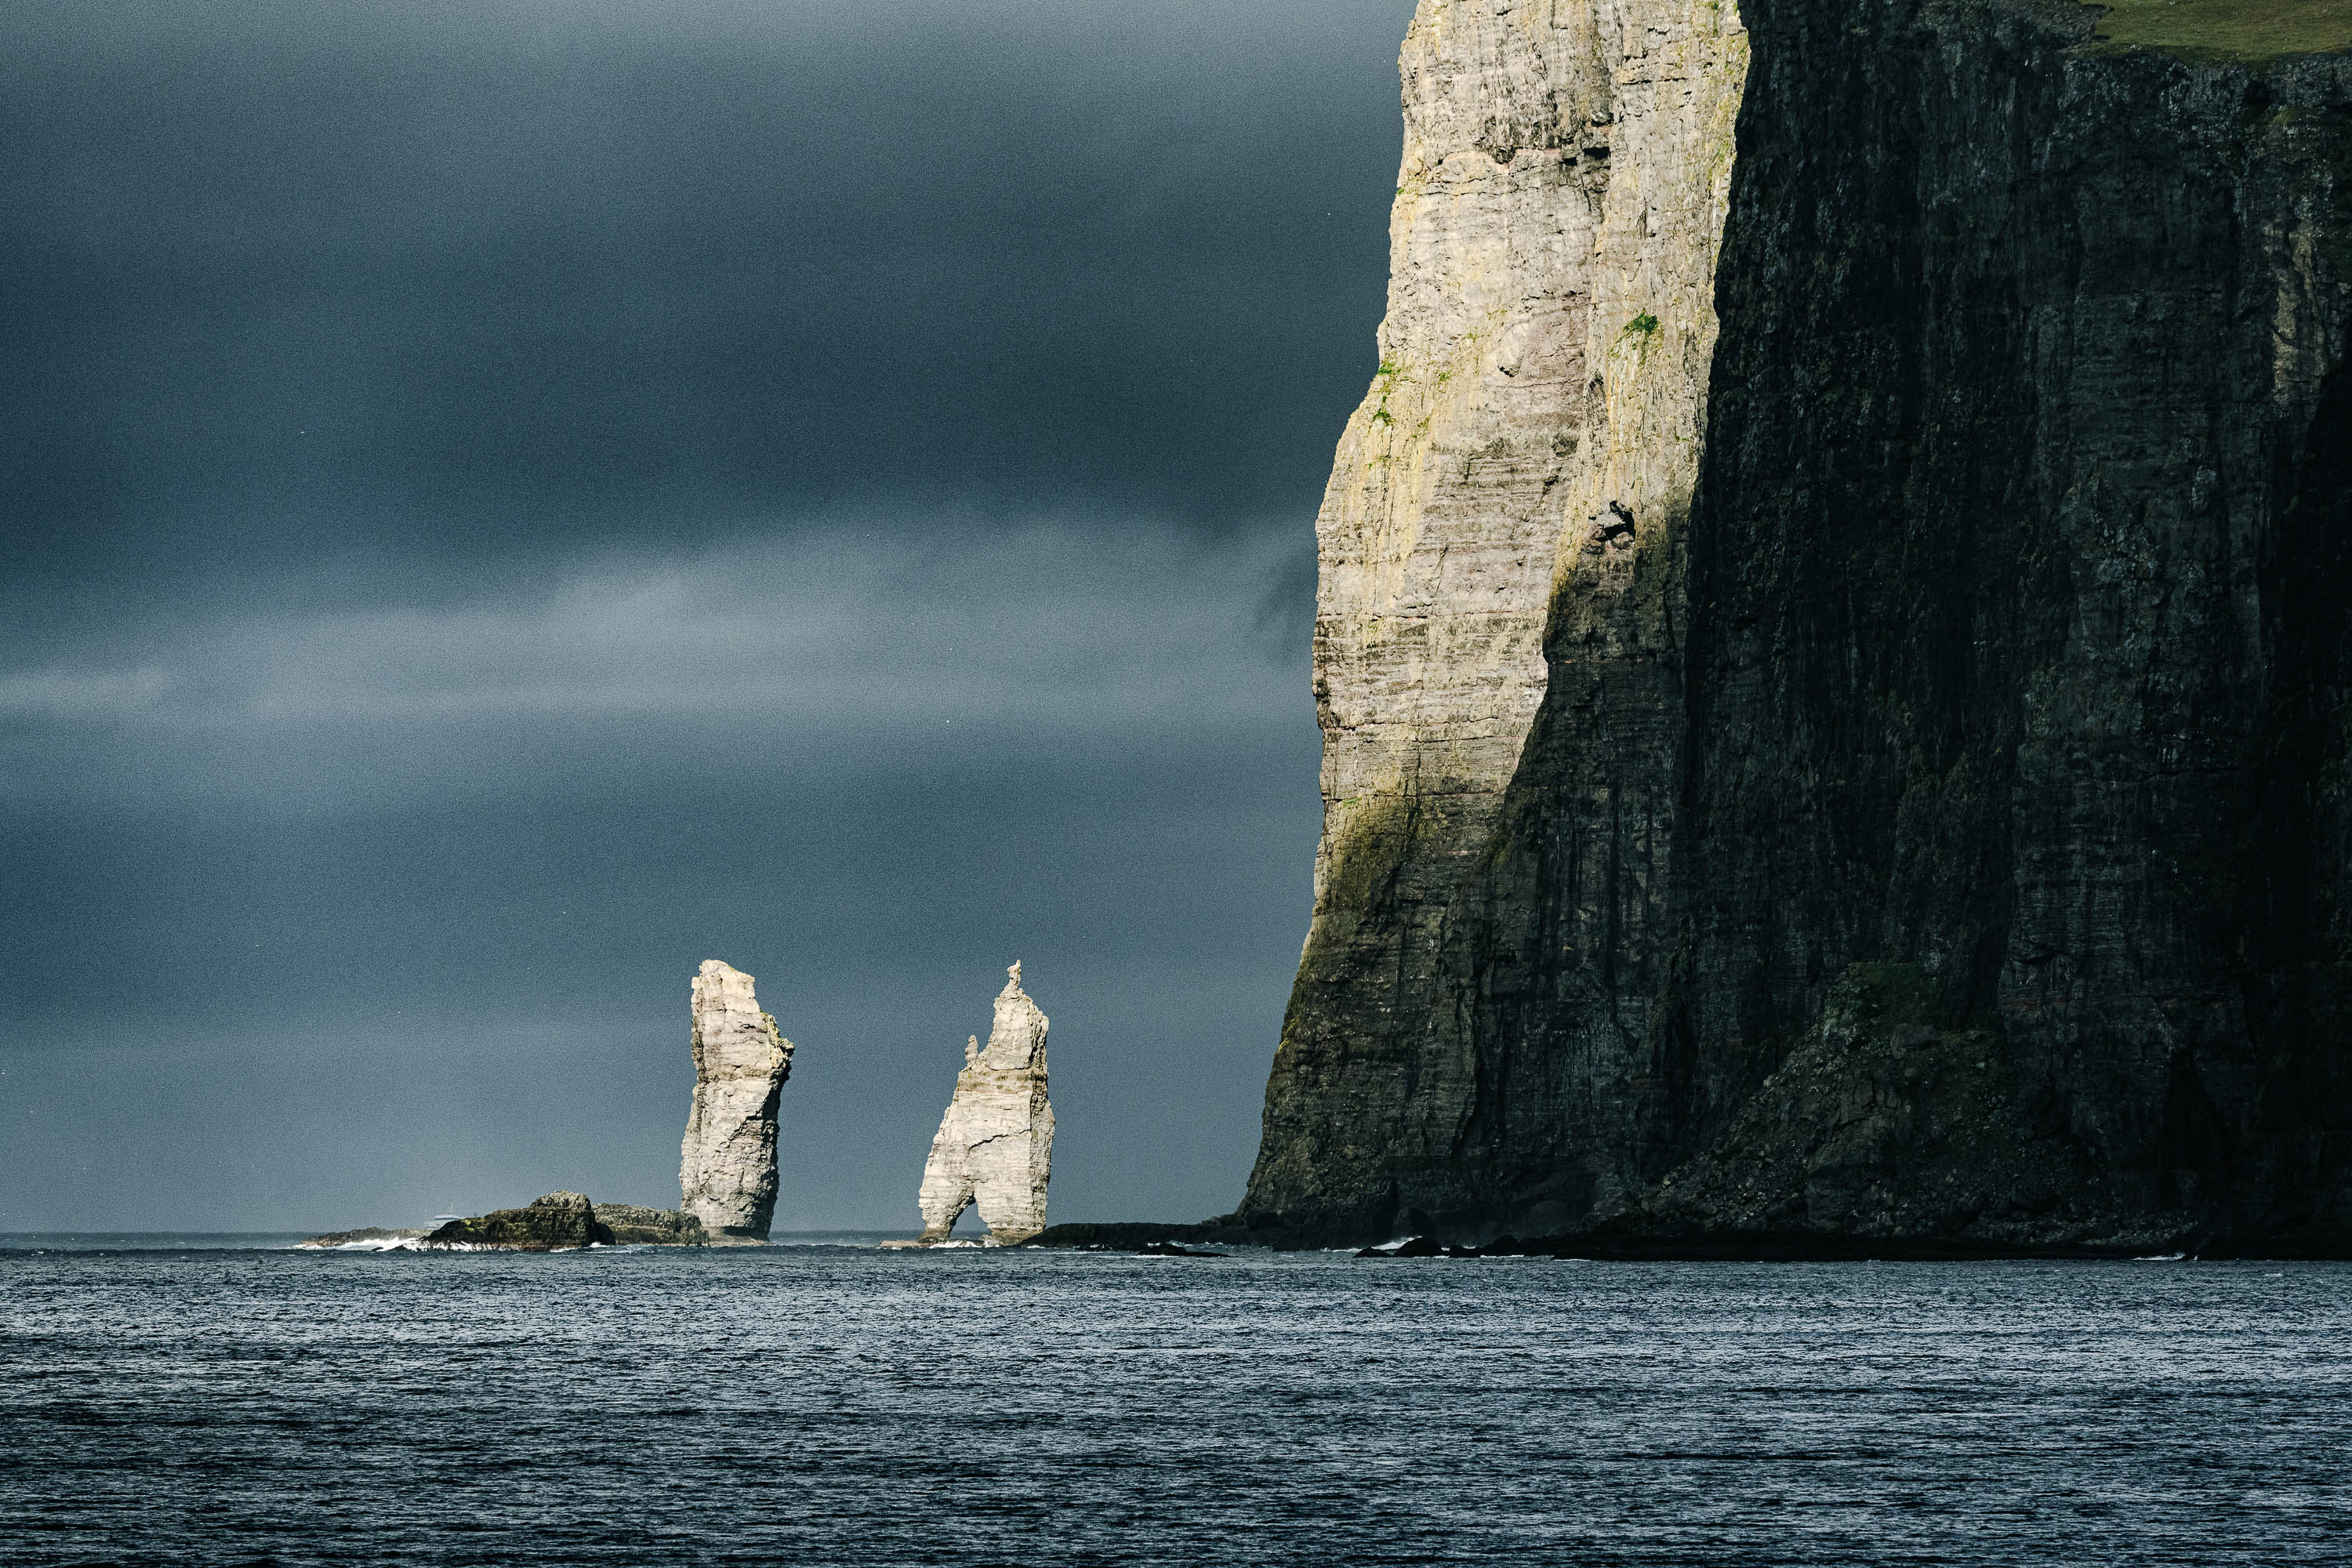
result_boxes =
[904,964,1053,1246]
[679,958,794,1244]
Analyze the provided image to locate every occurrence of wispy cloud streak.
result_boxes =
[1,520,1312,810]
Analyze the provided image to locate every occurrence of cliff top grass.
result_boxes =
[2081,0,2352,63]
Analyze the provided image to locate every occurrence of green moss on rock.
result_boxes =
[2082,0,2352,64]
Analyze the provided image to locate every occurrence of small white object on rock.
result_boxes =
[679,958,794,1244]
[891,962,1054,1247]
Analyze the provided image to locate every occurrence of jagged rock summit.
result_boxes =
[680,958,794,1244]
[890,963,1054,1247]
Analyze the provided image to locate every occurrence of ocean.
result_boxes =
[2,1238,2346,1564]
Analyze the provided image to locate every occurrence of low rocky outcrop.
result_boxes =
[423,1192,612,1250]
[1020,1222,1200,1250]
[314,1196,708,1251]
[679,959,794,1244]
[887,964,1054,1247]
[296,1227,426,1249]
[593,1203,710,1246]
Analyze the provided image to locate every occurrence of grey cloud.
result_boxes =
[0,669,173,718]
[0,0,1401,1232]
[0,520,1312,811]
[2,0,1413,580]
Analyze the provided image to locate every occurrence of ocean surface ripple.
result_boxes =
[2,1243,2347,1564]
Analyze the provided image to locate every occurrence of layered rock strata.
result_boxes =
[680,959,794,1243]
[895,964,1054,1246]
[1240,0,2352,1254]
[1248,0,1750,1240]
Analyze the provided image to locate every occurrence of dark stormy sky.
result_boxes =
[0,0,1417,1232]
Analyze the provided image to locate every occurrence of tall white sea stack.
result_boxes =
[904,963,1054,1245]
[679,958,793,1244]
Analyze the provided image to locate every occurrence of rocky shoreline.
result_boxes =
[300,1192,707,1251]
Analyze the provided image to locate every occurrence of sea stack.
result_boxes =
[679,958,794,1243]
[902,963,1054,1245]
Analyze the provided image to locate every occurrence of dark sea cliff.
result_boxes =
[1247,0,2352,1254]
[3,1240,2347,1565]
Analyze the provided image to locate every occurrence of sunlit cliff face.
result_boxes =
[1243,0,2352,1254]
